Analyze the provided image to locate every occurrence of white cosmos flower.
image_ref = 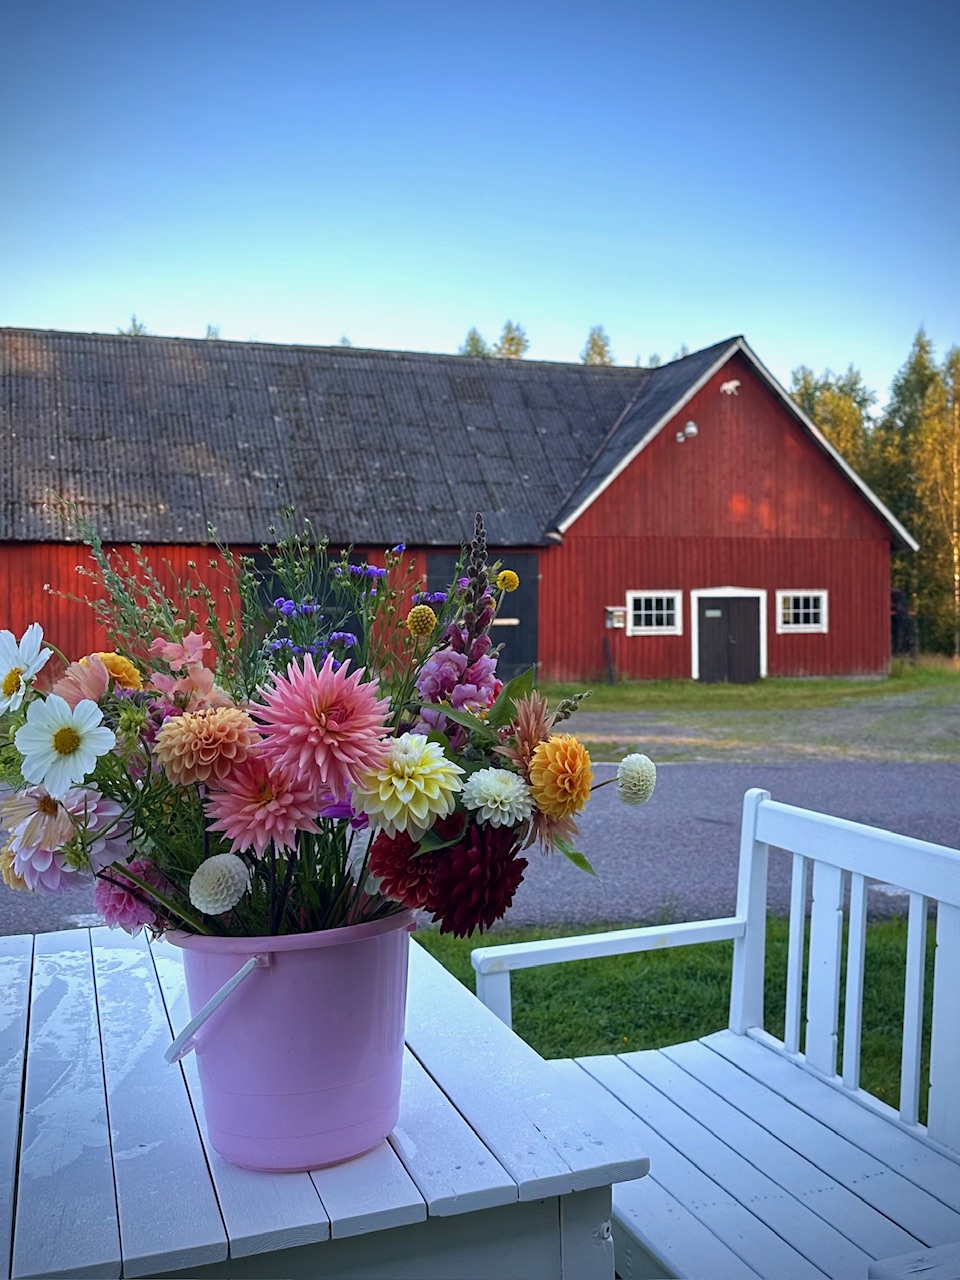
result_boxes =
[0,624,52,713]
[14,695,117,800]
[189,853,250,915]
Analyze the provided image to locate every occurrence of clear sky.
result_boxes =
[2,0,957,407]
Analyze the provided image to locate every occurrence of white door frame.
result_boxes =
[690,587,767,680]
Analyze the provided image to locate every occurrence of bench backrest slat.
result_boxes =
[783,853,809,1055]
[804,861,845,1077]
[900,892,929,1126]
[928,902,960,1150]
[841,872,869,1090]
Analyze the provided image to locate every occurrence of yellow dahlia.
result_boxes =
[82,651,143,690]
[528,734,592,820]
[155,706,258,787]
[354,732,464,840]
[1,843,28,891]
[496,569,520,592]
[406,604,437,637]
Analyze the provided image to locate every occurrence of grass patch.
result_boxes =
[538,656,960,713]
[416,915,933,1116]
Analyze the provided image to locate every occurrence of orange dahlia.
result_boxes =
[528,734,592,820]
[155,706,258,786]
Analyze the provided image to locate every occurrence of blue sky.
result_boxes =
[2,0,957,406]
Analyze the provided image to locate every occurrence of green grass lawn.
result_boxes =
[537,656,960,713]
[417,916,932,1118]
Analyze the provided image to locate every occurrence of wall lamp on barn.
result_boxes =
[675,420,699,443]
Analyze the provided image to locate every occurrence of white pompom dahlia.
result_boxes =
[462,767,532,827]
[615,753,657,806]
[189,853,250,915]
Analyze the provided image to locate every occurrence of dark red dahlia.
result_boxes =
[367,814,463,909]
[430,821,528,938]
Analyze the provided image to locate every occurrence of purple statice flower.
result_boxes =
[412,591,448,606]
[273,597,298,617]
[364,566,387,580]
[348,564,365,577]
[416,648,468,703]
[392,543,405,554]
[329,631,359,648]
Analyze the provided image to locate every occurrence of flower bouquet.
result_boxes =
[0,513,656,1169]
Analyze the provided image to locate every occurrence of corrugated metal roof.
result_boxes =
[0,329,648,546]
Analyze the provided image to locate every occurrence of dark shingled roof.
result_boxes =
[0,328,651,547]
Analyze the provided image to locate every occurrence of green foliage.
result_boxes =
[204,324,220,340]
[459,327,490,357]
[789,363,876,476]
[493,320,529,360]
[117,314,149,336]
[581,325,614,366]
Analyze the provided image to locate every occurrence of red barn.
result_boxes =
[0,328,914,682]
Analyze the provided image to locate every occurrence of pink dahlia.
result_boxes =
[253,654,389,802]
[94,859,163,935]
[12,845,87,893]
[205,752,320,857]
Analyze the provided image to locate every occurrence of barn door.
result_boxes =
[698,596,760,683]
[426,551,538,683]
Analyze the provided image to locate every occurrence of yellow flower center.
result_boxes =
[2,667,24,697]
[53,726,81,756]
[38,795,59,816]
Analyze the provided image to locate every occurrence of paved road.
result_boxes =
[3,760,957,937]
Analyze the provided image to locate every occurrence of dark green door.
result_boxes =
[698,597,760,683]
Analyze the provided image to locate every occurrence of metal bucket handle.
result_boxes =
[165,952,273,1064]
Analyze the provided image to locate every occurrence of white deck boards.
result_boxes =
[12,930,120,1280]
[90,928,227,1278]
[0,934,33,1280]
[149,938,333,1260]
[405,940,649,1202]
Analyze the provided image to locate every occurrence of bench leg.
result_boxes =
[560,1186,616,1279]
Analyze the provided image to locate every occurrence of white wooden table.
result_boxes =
[1,930,649,1279]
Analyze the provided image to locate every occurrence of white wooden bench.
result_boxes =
[471,788,960,1280]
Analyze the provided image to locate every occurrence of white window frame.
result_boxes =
[776,590,829,634]
[625,590,683,636]
[690,587,768,680]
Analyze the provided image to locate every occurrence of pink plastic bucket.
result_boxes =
[166,910,415,1172]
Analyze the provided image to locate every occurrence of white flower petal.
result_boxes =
[72,699,104,731]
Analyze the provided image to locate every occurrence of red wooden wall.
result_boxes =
[538,352,895,681]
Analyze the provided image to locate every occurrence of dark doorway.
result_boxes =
[697,596,761,683]
[426,551,538,683]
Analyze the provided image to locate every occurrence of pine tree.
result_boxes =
[204,324,221,340]
[915,348,960,654]
[581,325,613,365]
[493,321,529,360]
[789,364,875,476]
[118,315,149,336]
[459,327,490,357]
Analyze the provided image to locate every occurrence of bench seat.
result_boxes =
[550,1032,960,1280]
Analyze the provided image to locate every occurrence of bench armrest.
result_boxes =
[867,1240,960,1278]
[471,916,745,1026]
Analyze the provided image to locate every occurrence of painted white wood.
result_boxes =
[550,1059,762,1280]
[729,788,769,1035]
[559,1186,616,1280]
[841,871,868,1089]
[90,928,227,1277]
[804,861,844,1076]
[702,1032,960,1239]
[631,1046,874,1273]
[149,939,333,1260]
[579,1054,826,1278]
[406,941,650,1201]
[900,893,928,1126]
[12,931,120,1280]
[310,1137,426,1239]
[926,903,960,1153]
[755,802,960,907]
[784,853,808,1054]
[474,969,512,1026]
[471,916,745,976]
[868,1241,960,1279]
[0,933,32,1280]
[388,1048,517,1216]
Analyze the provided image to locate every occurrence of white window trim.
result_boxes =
[625,590,683,636]
[690,587,768,680]
[775,590,829,634]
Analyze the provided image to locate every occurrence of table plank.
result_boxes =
[310,1140,426,1239]
[90,928,227,1277]
[149,938,333,1260]
[388,1048,517,1217]
[404,941,649,1201]
[0,934,32,1280]
[12,931,120,1280]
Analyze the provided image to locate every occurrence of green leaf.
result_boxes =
[487,665,536,728]
[416,814,467,853]
[424,704,499,744]
[553,833,601,881]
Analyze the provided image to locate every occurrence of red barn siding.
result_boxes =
[540,353,893,681]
